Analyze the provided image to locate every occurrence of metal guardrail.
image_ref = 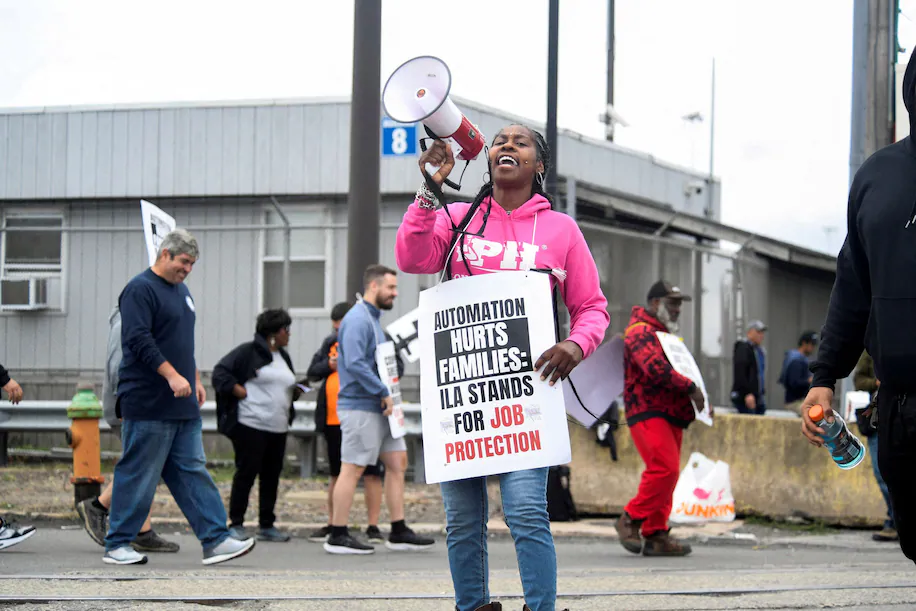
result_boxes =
[0,401,427,483]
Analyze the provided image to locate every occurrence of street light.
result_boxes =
[680,59,716,219]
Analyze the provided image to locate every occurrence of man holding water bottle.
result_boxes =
[801,49,916,565]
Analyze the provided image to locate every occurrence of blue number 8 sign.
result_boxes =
[382,118,417,156]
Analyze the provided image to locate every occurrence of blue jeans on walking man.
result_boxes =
[868,434,896,530]
[105,418,230,552]
[441,466,557,611]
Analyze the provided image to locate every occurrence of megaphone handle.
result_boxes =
[419,138,463,192]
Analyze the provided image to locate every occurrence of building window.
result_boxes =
[262,205,329,311]
[1,210,65,311]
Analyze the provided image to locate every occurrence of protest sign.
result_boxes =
[386,308,420,363]
[376,340,407,439]
[655,332,713,426]
[563,335,624,427]
[417,271,571,484]
[140,200,176,267]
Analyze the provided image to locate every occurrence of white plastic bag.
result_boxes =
[669,452,736,524]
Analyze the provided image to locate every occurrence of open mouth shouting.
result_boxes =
[496,154,519,168]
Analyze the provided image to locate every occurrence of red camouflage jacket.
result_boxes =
[623,306,696,429]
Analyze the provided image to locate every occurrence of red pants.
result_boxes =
[624,417,683,536]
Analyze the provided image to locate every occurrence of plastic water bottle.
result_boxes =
[808,404,866,470]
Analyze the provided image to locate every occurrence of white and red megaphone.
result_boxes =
[382,56,486,162]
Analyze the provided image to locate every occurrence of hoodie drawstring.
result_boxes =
[906,193,916,228]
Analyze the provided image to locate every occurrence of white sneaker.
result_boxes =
[103,546,148,565]
[202,536,255,565]
[0,518,36,551]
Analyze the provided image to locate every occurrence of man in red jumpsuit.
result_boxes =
[614,280,708,556]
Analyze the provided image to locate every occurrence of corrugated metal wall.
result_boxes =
[0,197,421,381]
[0,194,835,407]
[0,99,720,218]
[0,99,837,407]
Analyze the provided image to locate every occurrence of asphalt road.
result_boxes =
[0,526,913,610]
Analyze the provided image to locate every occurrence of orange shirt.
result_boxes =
[326,341,340,426]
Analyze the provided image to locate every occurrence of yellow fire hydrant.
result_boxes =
[66,382,104,507]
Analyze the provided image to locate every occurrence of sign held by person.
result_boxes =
[417,272,571,484]
[386,308,421,363]
[376,340,407,439]
[655,332,713,426]
[140,200,176,267]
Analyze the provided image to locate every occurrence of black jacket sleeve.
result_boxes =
[810,176,872,392]
[0,362,10,387]
[307,335,335,381]
[733,342,755,398]
[212,343,251,394]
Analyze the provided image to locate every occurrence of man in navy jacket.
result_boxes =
[104,229,254,567]
[778,331,817,415]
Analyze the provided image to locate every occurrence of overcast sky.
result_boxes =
[2,0,914,255]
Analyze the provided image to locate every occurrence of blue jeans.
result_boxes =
[441,467,557,611]
[868,434,895,529]
[105,418,230,552]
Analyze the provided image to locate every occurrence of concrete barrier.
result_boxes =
[569,411,887,526]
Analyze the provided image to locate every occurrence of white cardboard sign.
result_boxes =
[140,199,176,267]
[417,272,571,484]
[376,340,407,439]
[386,308,421,364]
[655,331,714,427]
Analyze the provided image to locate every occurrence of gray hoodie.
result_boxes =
[102,306,121,427]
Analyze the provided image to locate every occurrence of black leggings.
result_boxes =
[228,423,287,529]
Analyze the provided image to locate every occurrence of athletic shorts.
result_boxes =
[323,425,383,477]
[337,410,406,468]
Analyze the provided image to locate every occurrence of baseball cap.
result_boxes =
[747,320,768,332]
[647,280,692,302]
[799,330,819,344]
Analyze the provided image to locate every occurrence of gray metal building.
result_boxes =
[0,96,836,408]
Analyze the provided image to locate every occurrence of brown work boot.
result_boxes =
[470,604,501,611]
[642,529,692,557]
[873,527,899,542]
[614,511,644,554]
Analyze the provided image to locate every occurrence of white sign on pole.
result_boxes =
[655,331,713,426]
[387,308,421,363]
[418,271,571,484]
[376,340,407,439]
[140,200,176,267]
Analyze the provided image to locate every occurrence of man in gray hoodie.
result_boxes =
[324,265,434,555]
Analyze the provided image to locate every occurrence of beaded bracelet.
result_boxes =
[416,182,439,210]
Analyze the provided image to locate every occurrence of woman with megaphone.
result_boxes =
[395,126,609,611]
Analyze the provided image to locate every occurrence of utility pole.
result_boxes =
[345,0,382,302]
[706,58,716,219]
[844,0,897,408]
[606,0,615,142]
[545,0,559,204]
[850,0,897,184]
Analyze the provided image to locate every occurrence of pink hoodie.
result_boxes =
[395,194,610,358]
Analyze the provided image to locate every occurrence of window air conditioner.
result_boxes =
[3,277,50,311]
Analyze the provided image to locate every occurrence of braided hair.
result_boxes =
[444,125,552,280]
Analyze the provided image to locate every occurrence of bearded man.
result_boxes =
[614,280,707,557]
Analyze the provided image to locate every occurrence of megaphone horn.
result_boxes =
[382,56,486,164]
